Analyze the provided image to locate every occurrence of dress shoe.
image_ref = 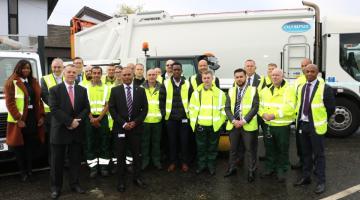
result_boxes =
[101,169,109,177]
[314,183,326,194]
[196,168,206,175]
[117,184,126,192]
[20,173,29,182]
[293,177,311,186]
[50,191,60,199]
[291,162,303,170]
[89,170,97,178]
[167,164,176,172]
[209,168,216,176]
[247,171,255,183]
[133,178,147,189]
[71,185,85,194]
[260,170,275,178]
[224,169,237,178]
[181,164,189,172]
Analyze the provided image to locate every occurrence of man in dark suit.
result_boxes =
[293,64,335,194]
[109,67,148,192]
[49,64,90,199]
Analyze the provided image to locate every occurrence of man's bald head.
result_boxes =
[271,68,284,87]
[198,59,208,74]
[301,58,313,73]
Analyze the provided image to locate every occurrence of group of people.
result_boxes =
[3,55,335,199]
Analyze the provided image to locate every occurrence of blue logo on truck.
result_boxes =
[282,21,311,33]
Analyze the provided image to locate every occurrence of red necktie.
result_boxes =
[68,85,74,108]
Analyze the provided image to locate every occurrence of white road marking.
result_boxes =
[320,184,360,200]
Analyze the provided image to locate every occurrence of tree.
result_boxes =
[114,4,144,16]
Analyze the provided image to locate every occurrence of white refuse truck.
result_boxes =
[74,1,360,138]
[0,36,43,161]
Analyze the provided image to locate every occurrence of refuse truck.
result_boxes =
[73,1,360,138]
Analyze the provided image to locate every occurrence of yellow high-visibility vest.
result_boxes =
[189,84,226,132]
[164,79,190,120]
[258,81,296,126]
[226,85,258,131]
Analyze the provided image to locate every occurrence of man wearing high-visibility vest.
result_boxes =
[84,66,111,178]
[154,67,164,84]
[189,70,226,175]
[141,69,163,170]
[257,63,277,161]
[101,65,116,87]
[258,68,296,183]
[40,58,64,154]
[189,59,220,95]
[293,64,335,194]
[224,68,259,183]
[292,58,325,170]
[159,61,191,172]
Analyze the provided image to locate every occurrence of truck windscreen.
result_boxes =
[0,57,38,93]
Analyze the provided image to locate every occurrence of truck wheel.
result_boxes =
[328,97,360,137]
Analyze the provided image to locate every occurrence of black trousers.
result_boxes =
[299,121,326,184]
[11,110,38,175]
[10,132,38,175]
[50,142,82,192]
[166,120,190,165]
[229,128,258,171]
[113,130,141,185]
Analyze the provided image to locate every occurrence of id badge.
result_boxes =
[118,133,125,138]
[181,119,188,123]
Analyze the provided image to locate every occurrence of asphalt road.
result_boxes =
[0,130,359,200]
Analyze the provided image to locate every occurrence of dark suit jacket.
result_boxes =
[251,73,262,87]
[109,84,148,134]
[225,86,259,123]
[296,80,336,129]
[49,82,90,144]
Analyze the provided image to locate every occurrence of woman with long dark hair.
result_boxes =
[4,59,45,182]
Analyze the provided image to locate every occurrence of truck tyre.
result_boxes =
[327,97,360,137]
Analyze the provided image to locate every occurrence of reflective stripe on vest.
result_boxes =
[226,86,258,131]
[43,74,59,113]
[7,80,24,123]
[189,84,226,132]
[144,87,162,123]
[296,82,327,135]
[86,84,109,115]
[164,79,190,120]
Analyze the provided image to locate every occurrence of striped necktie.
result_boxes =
[126,86,133,117]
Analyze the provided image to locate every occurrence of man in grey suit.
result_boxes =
[49,64,90,199]
[224,68,259,183]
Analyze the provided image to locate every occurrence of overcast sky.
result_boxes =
[48,0,360,26]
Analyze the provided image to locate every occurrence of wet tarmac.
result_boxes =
[0,130,360,200]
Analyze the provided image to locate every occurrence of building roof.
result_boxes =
[48,0,59,19]
[45,24,70,48]
[75,6,112,22]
